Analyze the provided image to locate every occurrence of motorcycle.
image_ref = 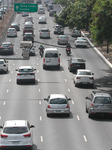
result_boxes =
[39,45,44,57]
[66,48,71,56]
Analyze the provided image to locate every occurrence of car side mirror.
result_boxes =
[44,98,48,101]
[0,126,3,128]
[30,125,35,128]
[85,97,89,99]
[15,69,18,71]
[68,98,71,101]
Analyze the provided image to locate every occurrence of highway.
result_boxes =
[0,2,112,150]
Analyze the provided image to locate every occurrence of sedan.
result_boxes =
[0,42,14,55]
[10,22,20,31]
[75,37,87,48]
[39,28,50,39]
[16,66,36,84]
[0,120,35,149]
[68,57,86,72]
[57,35,68,45]
[44,94,71,117]
[7,28,17,37]
[38,16,47,24]
[73,69,94,87]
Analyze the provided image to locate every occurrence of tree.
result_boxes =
[90,0,112,53]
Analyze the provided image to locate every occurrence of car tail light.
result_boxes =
[0,47,3,48]
[26,145,32,147]
[70,64,74,66]
[24,133,31,137]
[9,46,13,48]
[91,103,93,106]
[43,59,45,62]
[76,77,81,79]
[1,134,8,138]
[66,104,69,108]
[17,73,21,75]
[58,58,60,62]
[89,77,94,80]
[47,105,51,108]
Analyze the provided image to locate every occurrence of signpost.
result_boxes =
[14,3,38,12]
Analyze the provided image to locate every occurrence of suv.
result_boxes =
[68,57,86,72]
[54,25,64,34]
[0,120,35,149]
[0,59,8,73]
[86,91,112,118]
[71,29,81,37]
[23,32,34,42]
[23,27,34,36]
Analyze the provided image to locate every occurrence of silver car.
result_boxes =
[39,28,50,39]
[0,120,35,150]
[57,35,68,45]
[7,28,17,37]
[16,66,36,84]
[44,94,71,117]
[86,91,112,118]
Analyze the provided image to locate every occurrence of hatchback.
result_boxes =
[68,57,86,72]
[0,120,35,150]
[10,22,20,31]
[49,10,56,16]
[86,91,112,118]
[16,66,36,84]
[39,28,50,39]
[73,69,94,87]
[23,32,34,42]
[0,42,14,55]
[7,28,17,37]
[44,94,71,117]
[57,35,68,45]
[0,59,8,73]
[38,16,47,24]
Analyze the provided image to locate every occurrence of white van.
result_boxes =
[43,48,61,69]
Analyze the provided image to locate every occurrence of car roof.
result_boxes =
[4,120,27,127]
[18,66,33,69]
[2,42,12,44]
[45,47,58,51]
[50,94,66,99]
[11,22,19,25]
[92,91,111,97]
[0,59,5,61]
[71,57,85,62]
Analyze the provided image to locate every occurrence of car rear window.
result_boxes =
[19,69,33,72]
[50,98,67,104]
[3,127,28,134]
[45,53,58,58]
[78,71,91,75]
[94,97,112,104]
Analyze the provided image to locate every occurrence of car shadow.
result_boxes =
[47,112,73,119]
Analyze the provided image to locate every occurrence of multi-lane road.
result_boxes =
[0,2,112,150]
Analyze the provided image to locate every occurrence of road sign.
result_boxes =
[14,3,38,12]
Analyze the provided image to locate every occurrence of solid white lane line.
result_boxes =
[68,88,70,92]
[72,100,74,104]
[3,101,5,105]
[40,116,42,121]
[76,115,80,120]
[40,136,43,142]
[39,101,41,105]
[83,135,87,142]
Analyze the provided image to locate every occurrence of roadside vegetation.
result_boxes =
[54,0,112,53]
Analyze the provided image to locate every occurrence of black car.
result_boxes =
[0,12,2,20]
[0,42,14,55]
[10,22,20,31]
[23,32,34,42]
[68,57,86,72]
[49,10,56,16]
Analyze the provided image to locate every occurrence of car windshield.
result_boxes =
[19,69,33,72]
[50,98,67,104]
[94,97,112,104]
[78,71,91,75]
[45,53,58,58]
[41,29,49,32]
[3,127,28,134]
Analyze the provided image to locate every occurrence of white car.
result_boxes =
[38,7,45,14]
[73,69,94,87]
[39,28,50,39]
[16,66,36,84]
[0,59,8,73]
[75,37,87,48]
[0,120,35,149]
[44,94,71,117]
[38,16,47,24]
[7,28,17,37]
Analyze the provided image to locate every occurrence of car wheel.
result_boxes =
[88,113,92,118]
[32,80,35,84]
[17,80,20,84]
[86,107,88,113]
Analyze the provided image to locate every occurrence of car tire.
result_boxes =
[66,113,70,117]
[88,113,92,118]
[47,113,50,117]
[17,80,19,84]
[86,107,88,113]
